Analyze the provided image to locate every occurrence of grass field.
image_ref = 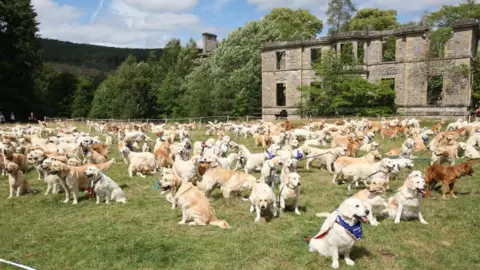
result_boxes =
[1,122,480,270]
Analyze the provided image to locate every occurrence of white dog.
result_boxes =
[387,171,428,225]
[84,166,127,204]
[279,172,301,215]
[310,198,369,268]
[248,182,278,222]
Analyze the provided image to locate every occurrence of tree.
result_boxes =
[425,0,480,28]
[0,0,43,120]
[71,75,100,118]
[89,55,155,119]
[181,57,215,117]
[345,8,399,31]
[299,50,395,116]
[263,8,323,40]
[327,0,356,34]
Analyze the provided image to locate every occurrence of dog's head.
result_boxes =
[5,162,19,174]
[286,172,301,188]
[381,158,397,172]
[120,146,131,156]
[368,178,387,193]
[49,161,69,175]
[159,173,181,192]
[404,138,415,148]
[405,173,426,195]
[460,162,474,176]
[84,166,100,178]
[284,158,298,170]
[338,198,369,223]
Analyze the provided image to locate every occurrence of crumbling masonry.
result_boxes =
[261,19,478,120]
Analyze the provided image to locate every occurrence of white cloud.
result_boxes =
[32,0,216,48]
[248,0,459,14]
[247,0,327,10]
[121,0,199,13]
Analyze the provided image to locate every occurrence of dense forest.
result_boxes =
[39,38,163,73]
[1,0,480,121]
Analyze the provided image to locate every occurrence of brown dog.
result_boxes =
[425,162,474,199]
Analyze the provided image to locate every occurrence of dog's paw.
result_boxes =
[331,261,340,269]
[420,220,428,225]
[345,258,355,266]
[254,218,260,223]
[178,221,186,225]
[250,206,254,213]
[63,199,69,203]
[72,201,78,205]
[295,210,301,215]
[394,220,400,224]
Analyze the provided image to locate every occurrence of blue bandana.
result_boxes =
[337,215,362,240]
[422,136,429,144]
[186,144,191,150]
[296,149,303,160]
[126,143,133,150]
[266,150,275,159]
[83,149,88,156]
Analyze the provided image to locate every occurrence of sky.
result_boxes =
[32,0,461,48]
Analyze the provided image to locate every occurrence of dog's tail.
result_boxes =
[304,236,312,243]
[209,218,230,229]
[96,158,116,171]
[315,212,329,218]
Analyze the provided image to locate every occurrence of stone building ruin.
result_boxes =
[261,19,478,120]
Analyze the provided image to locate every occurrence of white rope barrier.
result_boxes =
[0,258,37,270]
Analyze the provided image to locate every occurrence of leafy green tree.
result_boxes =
[71,75,101,118]
[181,57,215,117]
[263,8,323,40]
[425,0,480,28]
[89,55,154,119]
[300,50,395,116]
[0,0,43,120]
[345,8,399,31]
[327,0,356,34]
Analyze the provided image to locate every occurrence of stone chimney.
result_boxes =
[202,33,217,54]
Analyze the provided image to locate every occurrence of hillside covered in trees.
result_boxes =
[39,38,163,72]
[1,0,480,121]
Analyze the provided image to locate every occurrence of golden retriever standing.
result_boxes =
[49,159,115,204]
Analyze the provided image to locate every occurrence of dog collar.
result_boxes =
[83,149,88,156]
[126,143,133,150]
[92,176,102,184]
[296,149,303,160]
[422,136,429,143]
[266,150,275,159]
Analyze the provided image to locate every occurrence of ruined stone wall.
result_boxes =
[261,22,477,119]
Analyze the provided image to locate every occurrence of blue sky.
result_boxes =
[32,0,460,48]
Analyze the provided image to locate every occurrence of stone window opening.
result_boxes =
[382,36,396,62]
[311,48,322,65]
[357,42,365,64]
[427,75,443,105]
[309,82,322,102]
[276,83,286,106]
[276,51,286,70]
[381,78,395,90]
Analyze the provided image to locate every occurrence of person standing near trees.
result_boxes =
[0,110,5,124]
[28,112,37,123]
[10,112,15,123]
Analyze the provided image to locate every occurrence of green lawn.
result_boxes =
[1,123,480,270]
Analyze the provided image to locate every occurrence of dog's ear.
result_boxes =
[338,200,355,219]
[318,210,340,236]
[406,176,414,189]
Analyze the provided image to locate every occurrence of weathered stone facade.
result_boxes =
[261,19,478,120]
